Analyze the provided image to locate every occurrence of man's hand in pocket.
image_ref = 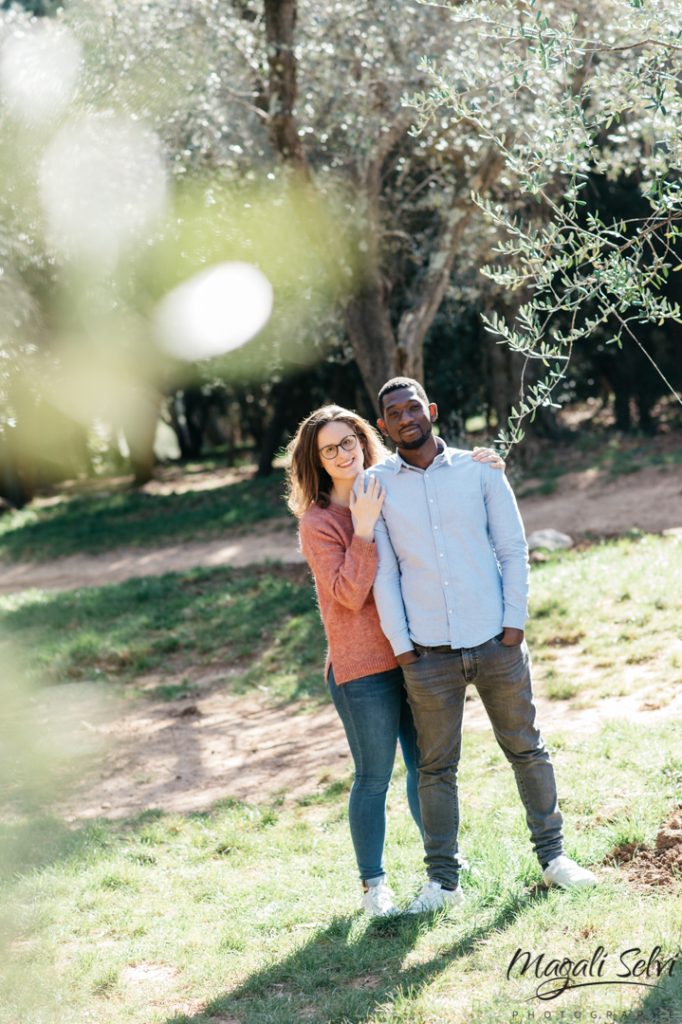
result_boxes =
[396,649,420,666]
[500,628,525,647]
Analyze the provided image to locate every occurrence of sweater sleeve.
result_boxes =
[299,515,378,612]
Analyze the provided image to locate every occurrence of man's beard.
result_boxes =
[398,424,433,450]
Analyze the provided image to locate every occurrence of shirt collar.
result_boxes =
[393,436,451,473]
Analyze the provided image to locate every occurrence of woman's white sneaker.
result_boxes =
[542,855,597,889]
[406,880,465,914]
[361,880,400,917]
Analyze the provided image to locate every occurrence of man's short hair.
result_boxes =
[377,377,429,416]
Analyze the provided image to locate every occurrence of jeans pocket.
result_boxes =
[402,653,453,692]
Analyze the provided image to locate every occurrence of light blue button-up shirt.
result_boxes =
[366,444,529,654]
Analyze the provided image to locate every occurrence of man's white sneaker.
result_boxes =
[406,879,465,914]
[543,855,597,889]
[361,880,400,917]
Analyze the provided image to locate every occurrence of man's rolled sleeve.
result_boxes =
[372,514,413,656]
[483,467,529,630]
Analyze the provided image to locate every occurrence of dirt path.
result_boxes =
[58,676,682,822]
[0,521,303,594]
[1,464,681,595]
[519,463,682,537]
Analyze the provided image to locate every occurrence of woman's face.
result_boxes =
[316,419,365,484]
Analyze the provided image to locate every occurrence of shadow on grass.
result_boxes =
[0,563,325,700]
[164,890,544,1024]
[612,967,682,1024]
[0,815,85,881]
[0,809,167,883]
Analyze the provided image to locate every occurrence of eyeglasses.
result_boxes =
[318,433,359,461]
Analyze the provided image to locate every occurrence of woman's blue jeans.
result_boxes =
[328,664,422,883]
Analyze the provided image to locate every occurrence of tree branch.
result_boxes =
[396,147,504,375]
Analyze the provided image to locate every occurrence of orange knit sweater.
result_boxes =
[298,501,398,685]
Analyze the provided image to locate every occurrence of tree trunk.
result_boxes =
[183,387,209,458]
[344,276,400,413]
[487,335,517,430]
[0,456,32,509]
[256,377,294,476]
[397,150,505,384]
[168,391,197,460]
[124,389,160,487]
[396,204,469,381]
[261,2,505,419]
[263,0,309,177]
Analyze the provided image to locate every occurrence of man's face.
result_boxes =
[377,386,438,450]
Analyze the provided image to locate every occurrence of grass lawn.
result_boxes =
[1,719,681,1024]
[1,534,681,1024]
[528,533,682,702]
[0,563,325,703]
[0,470,288,563]
[0,534,679,706]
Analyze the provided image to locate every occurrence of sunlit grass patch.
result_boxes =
[543,667,581,700]
[230,609,324,701]
[527,534,682,703]
[0,471,288,562]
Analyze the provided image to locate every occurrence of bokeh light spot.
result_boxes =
[0,22,81,125]
[154,262,274,361]
[39,115,167,265]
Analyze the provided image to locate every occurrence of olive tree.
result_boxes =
[414,0,682,449]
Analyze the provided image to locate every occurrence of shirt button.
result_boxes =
[439,553,444,557]
[434,525,438,530]
[444,581,449,586]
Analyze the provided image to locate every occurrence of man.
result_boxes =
[366,377,596,913]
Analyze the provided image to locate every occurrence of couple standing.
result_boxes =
[287,377,596,917]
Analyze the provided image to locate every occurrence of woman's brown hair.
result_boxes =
[285,405,387,519]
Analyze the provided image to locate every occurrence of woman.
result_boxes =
[286,405,501,917]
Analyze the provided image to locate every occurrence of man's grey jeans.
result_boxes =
[402,635,564,889]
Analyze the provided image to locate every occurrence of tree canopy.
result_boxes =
[0,0,680,499]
